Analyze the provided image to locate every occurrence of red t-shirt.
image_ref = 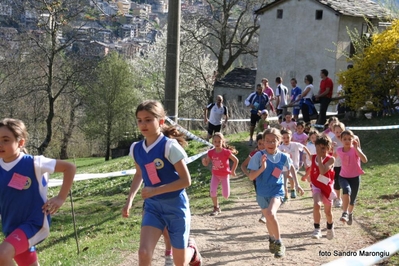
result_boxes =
[310,155,335,200]
[208,148,232,176]
[320,77,333,98]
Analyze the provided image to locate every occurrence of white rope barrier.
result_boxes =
[322,233,399,266]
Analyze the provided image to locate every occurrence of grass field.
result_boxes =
[6,115,399,265]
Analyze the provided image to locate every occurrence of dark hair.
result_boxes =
[341,130,355,139]
[315,134,332,149]
[136,100,187,147]
[296,121,305,128]
[280,129,292,136]
[275,77,282,83]
[256,133,263,142]
[307,129,319,141]
[321,69,329,76]
[291,78,297,83]
[285,111,292,116]
[305,74,313,84]
[0,118,29,153]
[212,132,238,154]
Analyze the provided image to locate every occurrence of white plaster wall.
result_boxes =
[256,0,342,96]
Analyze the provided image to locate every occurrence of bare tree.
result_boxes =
[182,0,268,79]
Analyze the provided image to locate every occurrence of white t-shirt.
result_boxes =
[331,136,343,167]
[303,84,314,99]
[278,142,304,170]
[305,142,316,167]
[206,103,227,126]
[276,84,289,109]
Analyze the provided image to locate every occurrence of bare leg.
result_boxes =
[138,226,162,266]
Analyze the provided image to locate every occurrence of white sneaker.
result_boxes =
[326,228,335,240]
[164,255,174,266]
[259,215,266,224]
[312,228,322,239]
[334,198,342,208]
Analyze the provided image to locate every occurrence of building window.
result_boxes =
[237,95,242,102]
[315,10,323,20]
[277,9,283,19]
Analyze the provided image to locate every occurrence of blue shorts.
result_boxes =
[142,191,191,249]
[293,107,300,116]
[256,195,283,209]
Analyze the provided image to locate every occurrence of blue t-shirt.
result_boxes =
[291,86,302,109]
[248,150,291,197]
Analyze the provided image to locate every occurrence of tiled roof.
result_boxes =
[255,0,393,19]
[214,68,257,89]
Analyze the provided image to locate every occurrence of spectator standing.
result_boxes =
[261,78,276,112]
[204,95,228,141]
[315,69,333,125]
[275,77,289,123]
[290,78,302,121]
[245,84,270,146]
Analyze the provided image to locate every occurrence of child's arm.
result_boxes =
[289,164,304,196]
[248,154,267,181]
[43,160,76,215]
[316,156,335,175]
[201,155,210,166]
[122,162,143,218]
[353,140,368,163]
[229,154,239,177]
[240,156,251,177]
[302,145,312,159]
[141,159,191,199]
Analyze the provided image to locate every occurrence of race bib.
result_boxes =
[272,167,282,179]
[317,174,329,185]
[145,162,161,185]
[8,173,29,190]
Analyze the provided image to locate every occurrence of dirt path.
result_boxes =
[120,175,374,266]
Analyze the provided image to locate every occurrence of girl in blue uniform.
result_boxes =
[122,100,202,266]
[0,118,76,266]
[248,128,304,259]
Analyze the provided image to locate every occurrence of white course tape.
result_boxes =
[312,124,399,131]
[322,233,399,266]
[166,117,213,147]
[48,170,136,188]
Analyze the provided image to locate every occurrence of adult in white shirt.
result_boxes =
[298,74,318,122]
[275,76,289,123]
[204,95,228,141]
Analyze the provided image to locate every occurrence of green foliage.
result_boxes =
[82,51,141,160]
[338,20,399,111]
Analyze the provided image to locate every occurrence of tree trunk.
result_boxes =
[59,107,77,159]
[38,96,54,155]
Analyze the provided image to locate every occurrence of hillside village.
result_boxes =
[0,0,209,59]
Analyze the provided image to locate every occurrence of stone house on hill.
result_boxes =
[254,0,392,96]
[213,67,257,107]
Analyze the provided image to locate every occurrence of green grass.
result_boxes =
[5,117,399,265]
[343,115,399,265]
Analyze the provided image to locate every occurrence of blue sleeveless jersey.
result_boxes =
[249,151,290,197]
[0,154,50,246]
[133,136,184,199]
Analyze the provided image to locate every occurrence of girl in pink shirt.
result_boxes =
[202,132,239,216]
[335,130,367,225]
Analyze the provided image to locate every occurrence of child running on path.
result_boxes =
[310,134,336,240]
[279,129,311,200]
[0,118,76,266]
[247,128,304,258]
[122,100,202,266]
[202,132,239,216]
[241,133,266,223]
[302,129,319,182]
[331,122,345,208]
[335,130,367,225]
